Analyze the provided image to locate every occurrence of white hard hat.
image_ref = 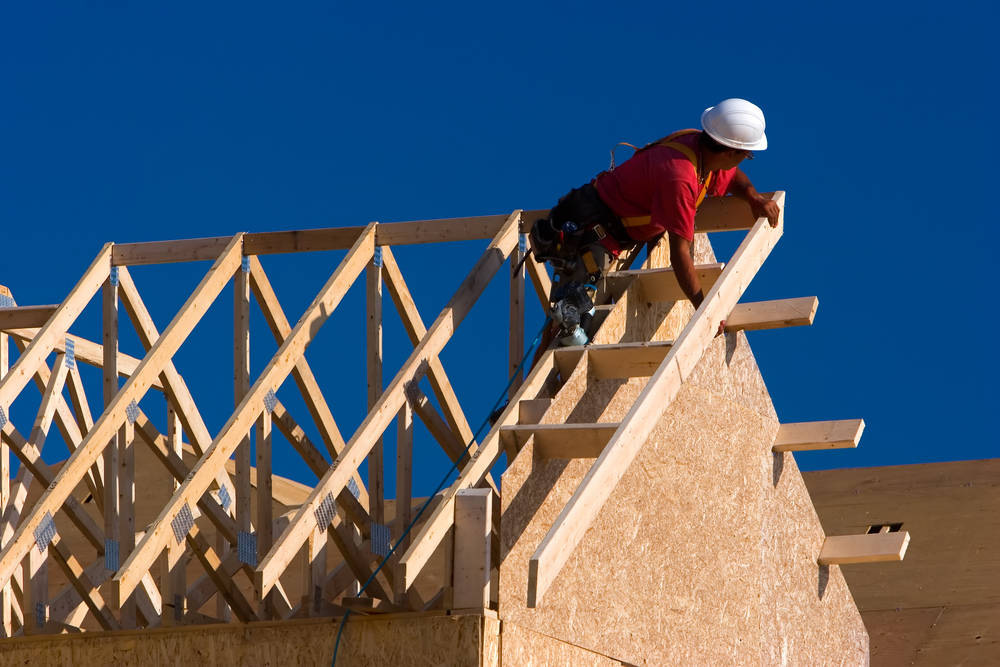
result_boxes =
[701,98,768,151]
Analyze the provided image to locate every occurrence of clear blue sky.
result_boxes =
[1,2,995,500]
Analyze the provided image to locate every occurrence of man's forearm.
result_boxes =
[729,169,761,203]
[668,235,704,308]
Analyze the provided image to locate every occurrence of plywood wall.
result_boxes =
[498,262,868,665]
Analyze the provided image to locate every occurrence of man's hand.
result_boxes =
[750,196,781,227]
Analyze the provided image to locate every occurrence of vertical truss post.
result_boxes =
[0,327,9,636]
[161,406,186,626]
[367,240,384,526]
[453,488,492,610]
[256,403,273,615]
[101,275,121,621]
[303,525,325,616]
[509,230,525,398]
[393,397,413,605]
[119,418,136,628]
[232,259,251,619]
[22,540,47,634]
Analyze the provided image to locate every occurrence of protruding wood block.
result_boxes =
[773,419,865,452]
[606,263,724,302]
[453,488,492,609]
[726,297,818,332]
[818,531,910,565]
[0,305,58,330]
[500,423,619,459]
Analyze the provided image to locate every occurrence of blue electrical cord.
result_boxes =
[331,317,551,665]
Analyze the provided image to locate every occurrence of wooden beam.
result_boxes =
[605,263,725,303]
[452,489,492,609]
[0,306,58,330]
[500,423,618,459]
[64,362,105,505]
[407,387,467,464]
[111,213,520,265]
[0,243,111,416]
[258,212,519,596]
[524,245,553,309]
[162,406,186,626]
[818,531,910,565]
[0,326,9,636]
[367,246,385,526]
[185,524,260,623]
[116,224,374,604]
[398,351,558,591]
[101,275,121,620]
[773,419,865,452]
[256,408,273,613]
[553,341,674,380]
[394,399,413,605]
[527,193,785,607]
[246,256,369,508]
[509,229,525,397]
[234,261,252,612]
[0,234,243,591]
[726,297,818,332]
[48,536,120,631]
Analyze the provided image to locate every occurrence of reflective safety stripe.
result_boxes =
[581,250,599,275]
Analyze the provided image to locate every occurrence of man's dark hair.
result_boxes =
[699,131,731,153]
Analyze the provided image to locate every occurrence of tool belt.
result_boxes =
[530,184,633,267]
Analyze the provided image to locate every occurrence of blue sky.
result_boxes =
[1,2,995,500]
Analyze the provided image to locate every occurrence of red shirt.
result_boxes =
[594,131,738,242]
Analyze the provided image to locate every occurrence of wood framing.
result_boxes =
[0,305,59,330]
[259,211,520,596]
[499,424,618,459]
[452,489,492,609]
[726,297,819,332]
[818,532,911,565]
[606,263,725,303]
[527,193,785,607]
[773,419,865,452]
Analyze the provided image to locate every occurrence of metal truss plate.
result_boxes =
[314,492,336,530]
[171,503,195,544]
[34,512,56,553]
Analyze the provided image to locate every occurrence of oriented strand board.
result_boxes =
[0,613,490,666]
[501,621,625,666]
[499,332,866,665]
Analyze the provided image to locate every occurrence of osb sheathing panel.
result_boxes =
[862,604,1000,666]
[500,621,625,666]
[499,333,867,665]
[0,613,490,667]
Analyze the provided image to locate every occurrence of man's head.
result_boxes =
[700,98,767,170]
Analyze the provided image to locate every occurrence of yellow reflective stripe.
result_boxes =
[581,251,599,274]
[622,215,651,227]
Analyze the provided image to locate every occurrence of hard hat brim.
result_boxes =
[701,106,768,151]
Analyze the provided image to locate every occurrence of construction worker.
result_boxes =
[530,98,780,346]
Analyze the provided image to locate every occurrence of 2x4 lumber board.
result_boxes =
[606,263,725,303]
[773,419,865,452]
[527,192,785,607]
[65,363,105,504]
[691,193,775,232]
[380,247,498,494]
[509,230,525,397]
[118,224,375,604]
[398,351,558,590]
[259,212,520,596]
[500,423,619,459]
[235,266,252,536]
[185,524,260,623]
[407,386,468,464]
[247,256,369,507]
[111,213,519,266]
[367,251,385,525]
[524,245,553,309]
[0,331,8,637]
[0,243,112,413]
[818,531,910,565]
[0,234,244,591]
[7,328,165,391]
[553,341,675,380]
[452,489,492,609]
[102,276,121,594]
[0,305,58,330]
[394,400,413,600]
[48,536,119,631]
[726,297,818,332]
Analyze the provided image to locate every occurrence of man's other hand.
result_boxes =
[751,196,781,227]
